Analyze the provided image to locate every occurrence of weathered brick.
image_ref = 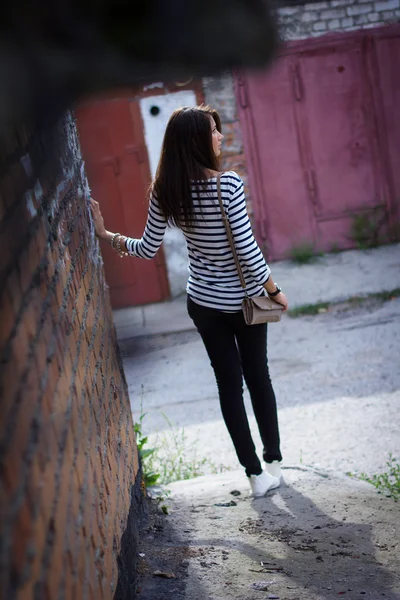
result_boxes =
[321,7,347,19]
[202,75,238,122]
[341,16,355,26]
[27,493,48,583]
[304,1,329,8]
[221,121,244,155]
[368,11,381,20]
[37,455,58,523]
[278,5,300,16]
[328,18,342,28]
[221,154,248,184]
[1,400,25,485]
[375,0,399,10]
[203,78,252,210]
[0,288,15,346]
[314,20,328,30]
[10,316,32,383]
[355,13,370,23]
[1,113,141,599]
[347,3,373,15]
[300,11,319,22]
[12,501,34,578]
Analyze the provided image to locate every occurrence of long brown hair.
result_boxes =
[152,105,222,228]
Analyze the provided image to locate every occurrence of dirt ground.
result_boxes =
[136,467,399,600]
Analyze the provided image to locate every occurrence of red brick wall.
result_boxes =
[0,113,143,599]
[202,75,254,216]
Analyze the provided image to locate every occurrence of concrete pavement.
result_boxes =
[116,243,400,600]
[120,294,400,477]
[113,243,400,340]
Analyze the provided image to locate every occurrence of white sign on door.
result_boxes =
[140,90,197,297]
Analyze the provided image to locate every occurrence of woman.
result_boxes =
[90,105,288,497]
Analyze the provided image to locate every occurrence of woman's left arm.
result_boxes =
[227,180,289,311]
[90,196,167,259]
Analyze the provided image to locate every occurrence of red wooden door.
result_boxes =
[76,96,170,308]
[236,28,398,260]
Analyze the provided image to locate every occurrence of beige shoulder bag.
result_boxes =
[216,174,283,325]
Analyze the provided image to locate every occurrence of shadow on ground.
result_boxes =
[136,468,400,600]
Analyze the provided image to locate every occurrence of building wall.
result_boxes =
[127,3,398,296]
[202,0,399,221]
[202,75,252,205]
[0,113,143,598]
[280,0,399,40]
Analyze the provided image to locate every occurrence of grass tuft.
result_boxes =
[145,415,230,485]
[290,242,323,265]
[288,302,330,318]
[288,288,400,318]
[134,388,229,488]
[348,454,400,501]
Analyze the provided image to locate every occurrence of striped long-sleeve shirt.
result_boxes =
[125,171,271,311]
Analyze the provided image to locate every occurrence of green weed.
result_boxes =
[134,388,229,488]
[145,414,229,485]
[349,207,387,249]
[288,302,330,318]
[290,242,323,264]
[370,288,400,302]
[348,454,400,501]
[134,390,160,489]
[329,243,341,254]
[288,288,400,318]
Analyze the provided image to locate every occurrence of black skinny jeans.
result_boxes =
[187,295,282,477]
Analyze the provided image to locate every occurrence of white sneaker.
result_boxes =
[265,461,282,480]
[248,471,280,497]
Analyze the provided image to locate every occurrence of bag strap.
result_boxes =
[216,173,247,291]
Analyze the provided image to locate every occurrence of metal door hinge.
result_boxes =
[126,144,145,164]
[100,156,120,176]
[237,80,249,109]
[306,168,318,206]
[292,63,303,102]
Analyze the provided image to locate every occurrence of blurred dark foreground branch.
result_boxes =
[0,0,280,135]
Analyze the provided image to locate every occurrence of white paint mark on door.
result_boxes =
[140,91,197,297]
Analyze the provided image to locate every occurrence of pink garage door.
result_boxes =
[235,26,400,260]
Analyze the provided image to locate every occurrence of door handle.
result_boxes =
[100,156,120,176]
[306,168,318,206]
[237,81,249,109]
[291,63,303,102]
[126,145,145,164]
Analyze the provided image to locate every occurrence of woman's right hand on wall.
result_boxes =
[90,198,107,239]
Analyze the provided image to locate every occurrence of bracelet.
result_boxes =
[116,235,129,258]
[111,232,120,249]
